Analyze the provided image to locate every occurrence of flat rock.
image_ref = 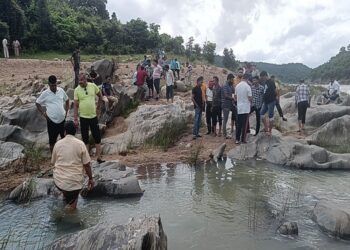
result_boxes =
[45,216,167,250]
[0,141,24,170]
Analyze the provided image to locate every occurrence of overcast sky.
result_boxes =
[107,0,350,68]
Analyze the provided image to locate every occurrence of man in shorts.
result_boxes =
[74,73,105,163]
[36,75,69,153]
[52,121,94,210]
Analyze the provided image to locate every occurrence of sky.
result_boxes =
[107,0,350,68]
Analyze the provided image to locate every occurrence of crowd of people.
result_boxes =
[191,68,313,144]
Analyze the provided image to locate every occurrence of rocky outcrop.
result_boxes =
[307,115,350,153]
[46,216,167,250]
[227,132,350,170]
[278,221,298,236]
[312,201,350,240]
[89,59,115,85]
[0,141,24,170]
[102,102,191,154]
[306,104,350,127]
[8,161,143,203]
[174,80,188,92]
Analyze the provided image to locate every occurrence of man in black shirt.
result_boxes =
[259,71,276,135]
[192,76,204,139]
[71,47,80,88]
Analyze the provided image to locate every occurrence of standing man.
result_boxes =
[13,40,21,57]
[250,76,264,136]
[2,38,9,58]
[235,74,252,144]
[174,58,181,80]
[192,77,204,139]
[136,65,148,100]
[221,74,235,139]
[145,60,154,100]
[323,77,340,103]
[36,75,69,153]
[71,47,80,88]
[205,80,214,135]
[271,75,287,121]
[234,68,244,87]
[185,62,193,86]
[52,121,94,210]
[152,59,162,100]
[260,71,277,135]
[212,76,222,136]
[295,80,310,134]
[164,65,175,103]
[74,73,105,163]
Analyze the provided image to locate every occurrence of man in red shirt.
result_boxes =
[136,66,148,87]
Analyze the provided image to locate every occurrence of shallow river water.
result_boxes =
[1,160,350,249]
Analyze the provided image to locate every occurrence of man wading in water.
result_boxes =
[52,121,94,210]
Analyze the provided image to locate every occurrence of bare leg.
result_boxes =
[96,143,102,160]
[268,119,274,134]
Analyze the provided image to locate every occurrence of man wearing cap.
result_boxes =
[52,121,94,210]
[36,75,69,153]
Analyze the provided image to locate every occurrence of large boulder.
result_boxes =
[46,216,167,250]
[89,59,115,85]
[312,201,350,240]
[306,104,350,127]
[0,141,24,170]
[307,115,350,153]
[174,80,187,92]
[102,103,190,154]
[8,161,143,203]
[227,132,350,170]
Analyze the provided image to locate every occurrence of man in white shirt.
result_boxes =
[36,75,69,153]
[13,40,20,57]
[2,38,9,58]
[234,73,252,144]
[205,80,214,135]
[323,77,340,103]
[164,65,175,103]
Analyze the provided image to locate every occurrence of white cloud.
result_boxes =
[107,0,350,68]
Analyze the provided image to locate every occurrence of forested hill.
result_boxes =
[310,46,350,83]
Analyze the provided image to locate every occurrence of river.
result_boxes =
[1,160,350,249]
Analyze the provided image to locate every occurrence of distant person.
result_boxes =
[12,40,20,57]
[250,76,264,135]
[295,80,310,134]
[36,75,69,153]
[52,121,94,210]
[102,76,119,113]
[2,38,9,58]
[71,47,80,88]
[221,73,235,139]
[164,65,175,103]
[136,65,148,100]
[74,73,105,163]
[152,59,162,100]
[145,60,154,100]
[271,75,287,121]
[251,64,260,78]
[132,64,141,85]
[205,80,214,135]
[174,58,181,80]
[234,68,244,87]
[323,77,340,103]
[192,77,204,139]
[212,76,222,136]
[88,66,100,85]
[185,62,193,85]
[260,71,277,135]
[234,73,252,144]
[170,59,177,79]
[142,55,148,67]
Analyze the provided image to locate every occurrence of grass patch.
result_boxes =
[23,144,46,172]
[146,118,188,151]
[121,99,140,118]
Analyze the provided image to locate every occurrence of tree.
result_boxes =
[0,0,26,40]
[0,21,9,38]
[202,41,216,63]
[222,48,238,71]
[193,43,201,59]
[67,0,109,19]
[185,36,194,58]
[339,46,346,53]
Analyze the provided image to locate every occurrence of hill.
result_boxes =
[214,56,312,83]
[310,48,350,84]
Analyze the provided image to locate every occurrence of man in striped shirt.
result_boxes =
[250,76,264,136]
[295,80,310,133]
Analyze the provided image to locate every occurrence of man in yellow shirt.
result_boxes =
[52,121,94,210]
[74,73,105,163]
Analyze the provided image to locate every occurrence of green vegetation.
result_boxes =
[23,144,46,171]
[121,99,140,118]
[311,45,350,83]
[146,118,188,151]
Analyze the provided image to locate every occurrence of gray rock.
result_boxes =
[45,216,167,250]
[174,80,187,92]
[278,222,298,235]
[0,141,24,170]
[89,59,115,85]
[306,104,350,127]
[211,143,226,162]
[312,201,350,239]
[307,115,350,152]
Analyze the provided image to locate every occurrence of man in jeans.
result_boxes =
[71,47,80,88]
[192,77,204,139]
[212,76,222,136]
[250,76,264,136]
[221,74,235,139]
[260,71,277,135]
[74,73,105,163]
[235,74,252,144]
